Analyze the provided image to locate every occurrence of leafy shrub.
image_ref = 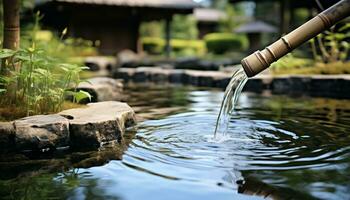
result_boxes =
[140,21,164,38]
[141,37,205,56]
[21,22,98,61]
[142,37,165,54]
[171,15,198,40]
[171,39,206,56]
[310,22,350,63]
[271,53,314,71]
[0,13,91,118]
[204,33,248,54]
[0,46,91,117]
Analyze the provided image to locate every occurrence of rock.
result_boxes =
[113,68,136,82]
[84,56,117,77]
[174,57,236,71]
[14,115,70,151]
[0,122,16,153]
[184,70,231,87]
[169,70,186,83]
[84,62,100,71]
[117,49,141,68]
[59,101,136,149]
[77,77,124,102]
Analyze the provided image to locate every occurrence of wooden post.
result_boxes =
[165,16,172,58]
[3,0,20,50]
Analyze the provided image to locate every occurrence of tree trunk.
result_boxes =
[3,0,20,50]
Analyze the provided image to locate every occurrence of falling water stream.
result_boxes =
[214,67,248,138]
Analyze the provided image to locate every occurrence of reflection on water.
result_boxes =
[1,85,350,200]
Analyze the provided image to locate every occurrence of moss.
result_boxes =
[0,101,85,122]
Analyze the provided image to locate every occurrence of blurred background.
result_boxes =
[1,0,349,75]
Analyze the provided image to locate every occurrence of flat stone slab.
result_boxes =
[0,101,136,153]
[77,77,124,102]
[14,115,70,151]
[59,101,136,149]
[0,122,16,153]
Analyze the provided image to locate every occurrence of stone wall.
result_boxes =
[114,67,350,99]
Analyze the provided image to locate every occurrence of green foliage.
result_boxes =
[204,32,248,54]
[171,39,206,56]
[271,23,350,75]
[0,12,91,118]
[211,0,229,10]
[141,37,165,55]
[0,46,90,116]
[140,21,164,38]
[21,12,98,62]
[218,4,242,32]
[171,15,198,40]
[271,53,314,71]
[141,37,205,56]
[310,23,350,63]
[271,53,350,75]
[140,14,198,41]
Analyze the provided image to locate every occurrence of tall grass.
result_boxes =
[0,12,91,119]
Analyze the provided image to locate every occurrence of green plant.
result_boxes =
[171,39,206,56]
[140,21,164,38]
[171,15,198,40]
[0,12,91,118]
[204,32,248,54]
[141,37,165,54]
[310,23,350,63]
[271,53,314,71]
[20,13,98,62]
[0,45,91,117]
[141,37,206,56]
[218,4,242,33]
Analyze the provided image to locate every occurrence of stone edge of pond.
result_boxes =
[0,101,136,154]
[114,67,350,99]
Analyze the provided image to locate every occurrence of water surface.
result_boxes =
[1,85,350,200]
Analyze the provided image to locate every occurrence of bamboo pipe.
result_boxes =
[241,0,350,78]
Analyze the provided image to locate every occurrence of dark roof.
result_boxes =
[229,0,340,9]
[36,0,199,9]
[194,8,226,22]
[235,20,277,33]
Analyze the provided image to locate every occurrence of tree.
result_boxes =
[1,0,20,74]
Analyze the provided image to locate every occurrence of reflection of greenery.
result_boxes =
[241,163,350,200]
[0,168,121,200]
[0,172,67,200]
[239,95,350,199]
[0,139,134,199]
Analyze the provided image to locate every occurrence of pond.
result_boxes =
[1,84,350,200]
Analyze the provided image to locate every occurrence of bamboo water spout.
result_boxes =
[241,0,350,78]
